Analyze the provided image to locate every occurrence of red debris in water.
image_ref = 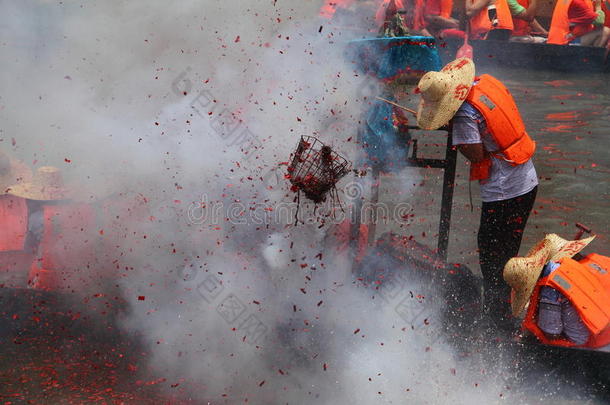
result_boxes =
[545,111,577,121]
[544,80,574,87]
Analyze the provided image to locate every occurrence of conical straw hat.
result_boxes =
[503,233,596,317]
[416,57,475,130]
[6,166,71,201]
[0,151,31,194]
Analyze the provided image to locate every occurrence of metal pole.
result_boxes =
[437,127,457,262]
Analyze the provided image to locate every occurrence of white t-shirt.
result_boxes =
[452,101,538,203]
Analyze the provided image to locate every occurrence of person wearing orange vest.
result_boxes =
[7,166,95,291]
[548,0,610,46]
[504,234,610,348]
[0,151,32,288]
[376,0,431,35]
[423,0,462,37]
[467,0,515,40]
[416,58,538,332]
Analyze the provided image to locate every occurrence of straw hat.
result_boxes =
[503,233,596,317]
[416,57,475,130]
[6,166,71,201]
[0,151,31,194]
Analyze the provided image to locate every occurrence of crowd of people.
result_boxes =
[322,0,610,48]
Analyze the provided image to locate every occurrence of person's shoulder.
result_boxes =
[454,101,482,120]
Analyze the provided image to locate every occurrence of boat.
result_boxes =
[438,37,610,73]
[346,34,610,73]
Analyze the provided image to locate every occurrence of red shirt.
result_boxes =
[568,0,598,24]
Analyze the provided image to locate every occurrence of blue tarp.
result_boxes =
[347,36,441,171]
[346,36,442,80]
[361,97,410,172]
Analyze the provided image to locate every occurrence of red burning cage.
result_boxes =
[287,136,350,204]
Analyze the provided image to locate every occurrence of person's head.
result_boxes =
[7,166,72,202]
[503,234,596,317]
[415,57,475,130]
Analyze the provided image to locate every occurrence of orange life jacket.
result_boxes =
[375,0,406,27]
[425,0,454,18]
[319,0,356,19]
[376,0,427,31]
[0,195,27,251]
[512,0,531,36]
[522,254,610,348]
[28,203,96,290]
[548,0,596,45]
[406,0,427,31]
[469,0,514,38]
[465,74,536,180]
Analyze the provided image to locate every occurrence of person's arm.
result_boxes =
[466,0,494,18]
[510,0,538,21]
[593,0,606,26]
[561,300,590,345]
[457,143,487,163]
[451,102,489,163]
[424,14,460,29]
[529,18,548,36]
[420,27,433,36]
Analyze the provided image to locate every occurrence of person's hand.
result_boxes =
[447,17,460,29]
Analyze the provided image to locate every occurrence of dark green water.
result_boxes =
[376,65,609,272]
[501,67,610,255]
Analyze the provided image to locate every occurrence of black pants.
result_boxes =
[478,186,538,330]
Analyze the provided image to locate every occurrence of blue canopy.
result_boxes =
[346,36,442,80]
[361,97,410,172]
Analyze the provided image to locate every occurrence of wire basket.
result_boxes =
[287,136,351,204]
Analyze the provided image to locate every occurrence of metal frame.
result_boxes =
[404,125,457,262]
[351,125,457,263]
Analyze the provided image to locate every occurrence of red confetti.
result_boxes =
[544,80,574,87]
